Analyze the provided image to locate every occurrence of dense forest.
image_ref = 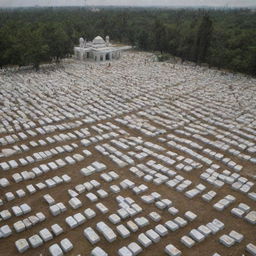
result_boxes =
[0,7,255,75]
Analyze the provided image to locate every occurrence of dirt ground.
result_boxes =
[0,116,255,256]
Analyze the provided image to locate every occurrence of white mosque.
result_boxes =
[74,35,132,62]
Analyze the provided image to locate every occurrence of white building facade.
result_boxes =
[74,35,132,62]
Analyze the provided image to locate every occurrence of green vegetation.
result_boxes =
[0,7,255,75]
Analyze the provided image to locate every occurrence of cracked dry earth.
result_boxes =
[0,51,256,256]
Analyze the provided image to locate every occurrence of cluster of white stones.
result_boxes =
[0,51,255,256]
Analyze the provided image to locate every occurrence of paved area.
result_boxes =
[0,51,256,256]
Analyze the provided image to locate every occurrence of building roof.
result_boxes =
[93,36,105,45]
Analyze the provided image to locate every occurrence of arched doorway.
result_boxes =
[106,53,110,61]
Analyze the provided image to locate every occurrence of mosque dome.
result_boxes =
[93,36,105,45]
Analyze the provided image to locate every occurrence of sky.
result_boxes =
[0,0,255,8]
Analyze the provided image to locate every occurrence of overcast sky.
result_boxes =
[1,0,255,8]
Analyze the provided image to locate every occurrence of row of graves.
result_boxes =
[0,51,256,256]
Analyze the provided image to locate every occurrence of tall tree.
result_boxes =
[153,19,167,53]
[0,28,9,68]
[248,46,256,76]
[193,15,213,64]
[42,23,72,62]
[24,25,50,70]
[137,30,150,50]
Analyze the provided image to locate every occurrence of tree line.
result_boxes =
[0,7,255,75]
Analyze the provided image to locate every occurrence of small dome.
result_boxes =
[93,36,105,45]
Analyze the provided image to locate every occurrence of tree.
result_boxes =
[126,28,136,46]
[137,30,150,50]
[193,15,213,64]
[42,23,72,62]
[165,24,179,55]
[248,46,256,76]
[27,29,50,70]
[0,28,9,68]
[153,19,167,53]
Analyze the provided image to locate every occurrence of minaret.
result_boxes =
[106,36,110,47]
[79,37,85,48]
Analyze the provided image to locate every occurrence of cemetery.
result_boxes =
[0,50,255,256]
